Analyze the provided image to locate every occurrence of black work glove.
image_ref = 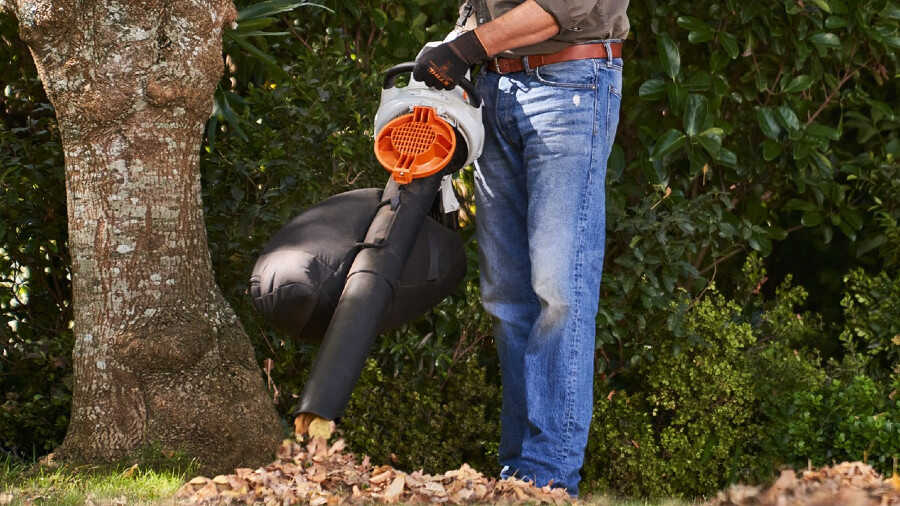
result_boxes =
[413,30,488,90]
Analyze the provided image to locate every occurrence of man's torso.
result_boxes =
[466,0,630,56]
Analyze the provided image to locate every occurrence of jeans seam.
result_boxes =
[606,85,621,148]
[556,78,600,467]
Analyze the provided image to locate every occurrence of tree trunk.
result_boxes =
[2,0,281,472]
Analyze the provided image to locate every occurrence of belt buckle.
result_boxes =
[492,56,502,74]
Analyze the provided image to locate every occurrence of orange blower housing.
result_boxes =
[374,106,457,184]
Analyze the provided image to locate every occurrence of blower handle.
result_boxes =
[383,62,482,108]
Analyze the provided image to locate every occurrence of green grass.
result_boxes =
[0,456,189,505]
[581,496,697,506]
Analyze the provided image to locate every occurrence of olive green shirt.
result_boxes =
[465,0,630,56]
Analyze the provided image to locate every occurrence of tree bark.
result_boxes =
[3,0,281,472]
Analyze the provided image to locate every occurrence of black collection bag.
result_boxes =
[249,188,466,341]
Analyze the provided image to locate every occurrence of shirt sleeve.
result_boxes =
[532,0,600,32]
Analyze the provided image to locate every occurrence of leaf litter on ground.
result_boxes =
[708,460,900,506]
[177,418,900,505]
[177,432,572,505]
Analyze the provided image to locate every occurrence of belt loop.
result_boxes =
[603,41,613,65]
[522,55,532,74]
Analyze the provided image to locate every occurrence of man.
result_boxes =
[413,0,628,496]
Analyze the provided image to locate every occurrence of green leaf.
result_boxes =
[683,71,712,92]
[720,32,739,59]
[785,198,817,212]
[697,128,723,157]
[801,211,824,227]
[856,234,886,256]
[609,144,626,182]
[824,16,848,28]
[225,30,280,69]
[809,32,841,47]
[219,92,248,142]
[229,31,290,38]
[839,207,863,231]
[372,8,388,29]
[762,139,782,161]
[237,1,331,22]
[658,34,681,80]
[883,3,900,20]
[234,18,278,30]
[749,234,773,255]
[884,36,900,50]
[777,105,801,131]
[756,107,782,140]
[205,113,218,150]
[650,129,687,161]
[806,123,841,140]
[809,0,832,13]
[676,16,710,32]
[716,148,737,167]
[688,30,714,44]
[782,75,814,93]
[683,94,708,137]
[638,78,666,100]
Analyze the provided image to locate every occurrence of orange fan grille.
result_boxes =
[374,106,456,184]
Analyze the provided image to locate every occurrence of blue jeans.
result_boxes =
[474,55,623,495]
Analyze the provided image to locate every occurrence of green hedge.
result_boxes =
[1,0,898,498]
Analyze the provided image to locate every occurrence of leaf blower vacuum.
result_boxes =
[249,36,484,422]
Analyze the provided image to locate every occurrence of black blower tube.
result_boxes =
[296,133,469,420]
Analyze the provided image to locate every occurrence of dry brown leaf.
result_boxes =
[424,481,447,496]
[328,439,346,456]
[188,476,209,485]
[887,473,900,492]
[120,463,138,478]
[308,465,327,483]
[195,482,218,500]
[294,412,317,437]
[211,475,229,486]
[309,417,335,440]
[383,475,406,503]
[370,469,393,484]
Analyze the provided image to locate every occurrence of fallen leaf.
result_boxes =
[887,472,900,491]
[195,482,218,500]
[294,412,316,437]
[308,417,335,440]
[328,439,346,456]
[188,476,209,485]
[424,481,447,496]
[383,475,406,503]
[120,463,138,478]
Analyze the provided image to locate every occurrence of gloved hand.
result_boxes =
[413,30,488,90]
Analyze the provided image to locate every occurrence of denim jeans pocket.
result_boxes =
[533,60,597,90]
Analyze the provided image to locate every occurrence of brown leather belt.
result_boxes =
[486,42,623,74]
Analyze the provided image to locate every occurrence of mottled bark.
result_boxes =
[3,0,281,471]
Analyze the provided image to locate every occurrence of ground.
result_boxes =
[2,434,899,505]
